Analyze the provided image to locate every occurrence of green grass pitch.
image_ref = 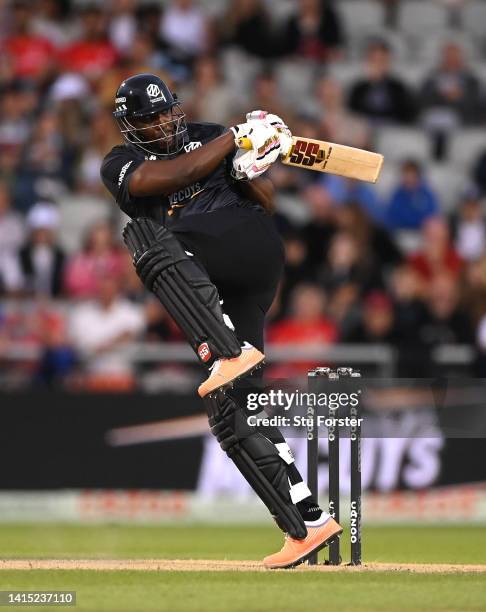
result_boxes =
[0,524,485,611]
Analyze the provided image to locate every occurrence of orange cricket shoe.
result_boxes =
[263,517,343,569]
[198,344,265,398]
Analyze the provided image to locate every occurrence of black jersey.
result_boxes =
[100,121,261,227]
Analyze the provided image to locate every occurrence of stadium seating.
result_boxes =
[337,0,386,36]
[394,63,430,88]
[276,60,316,107]
[397,1,450,35]
[427,163,468,212]
[372,160,399,200]
[327,61,363,89]
[414,31,479,64]
[221,48,262,106]
[462,1,486,38]
[349,30,410,62]
[374,127,431,163]
[449,129,486,171]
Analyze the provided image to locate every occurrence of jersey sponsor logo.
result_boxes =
[118,160,133,186]
[168,182,203,206]
[184,141,202,152]
[147,84,166,103]
[198,342,211,363]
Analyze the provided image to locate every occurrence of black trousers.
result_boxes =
[174,207,311,505]
[172,207,285,354]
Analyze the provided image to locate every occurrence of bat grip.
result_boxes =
[237,137,253,150]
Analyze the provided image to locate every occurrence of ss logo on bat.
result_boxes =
[289,140,329,167]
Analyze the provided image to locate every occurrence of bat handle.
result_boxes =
[237,137,253,150]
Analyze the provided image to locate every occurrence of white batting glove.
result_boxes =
[246,110,293,157]
[230,121,281,181]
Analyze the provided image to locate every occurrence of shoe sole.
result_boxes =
[265,526,344,570]
[198,358,265,398]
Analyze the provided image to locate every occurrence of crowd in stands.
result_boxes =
[1,0,486,388]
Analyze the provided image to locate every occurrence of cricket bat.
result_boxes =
[238,136,384,183]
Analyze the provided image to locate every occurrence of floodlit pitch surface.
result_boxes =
[0,525,485,611]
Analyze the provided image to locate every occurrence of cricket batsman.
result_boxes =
[100,73,342,568]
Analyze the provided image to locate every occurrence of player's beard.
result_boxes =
[120,107,188,157]
[150,107,188,157]
[150,126,187,157]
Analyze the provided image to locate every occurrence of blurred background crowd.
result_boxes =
[1,0,486,391]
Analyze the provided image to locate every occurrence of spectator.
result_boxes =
[64,221,125,299]
[312,76,370,149]
[278,229,315,317]
[159,0,210,67]
[0,82,33,152]
[251,69,294,124]
[47,75,91,185]
[134,2,191,86]
[32,0,75,47]
[421,42,482,158]
[300,183,336,270]
[69,275,145,385]
[462,255,486,326]
[349,39,416,124]
[390,264,427,340]
[385,160,440,230]
[1,0,57,84]
[60,4,118,82]
[343,290,398,343]
[327,283,360,337]
[408,217,462,282]
[421,42,481,127]
[35,305,76,387]
[221,0,276,59]
[0,0,484,388]
[180,55,239,124]
[473,149,486,196]
[318,230,379,294]
[473,266,486,373]
[14,110,75,211]
[419,272,473,346]
[323,175,384,225]
[0,181,25,294]
[389,263,437,375]
[77,110,121,194]
[268,283,337,343]
[98,33,174,108]
[279,0,344,62]
[0,181,24,256]
[451,187,486,262]
[333,202,402,272]
[267,283,337,374]
[136,2,163,42]
[476,309,486,375]
[108,0,137,54]
[18,202,65,297]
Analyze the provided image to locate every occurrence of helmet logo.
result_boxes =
[146,84,166,101]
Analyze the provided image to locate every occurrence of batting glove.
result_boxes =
[230,121,281,181]
[246,110,293,157]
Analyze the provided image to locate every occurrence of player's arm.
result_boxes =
[238,176,276,214]
[129,131,236,197]
[130,120,281,198]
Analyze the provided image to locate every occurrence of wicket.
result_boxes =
[307,366,362,565]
